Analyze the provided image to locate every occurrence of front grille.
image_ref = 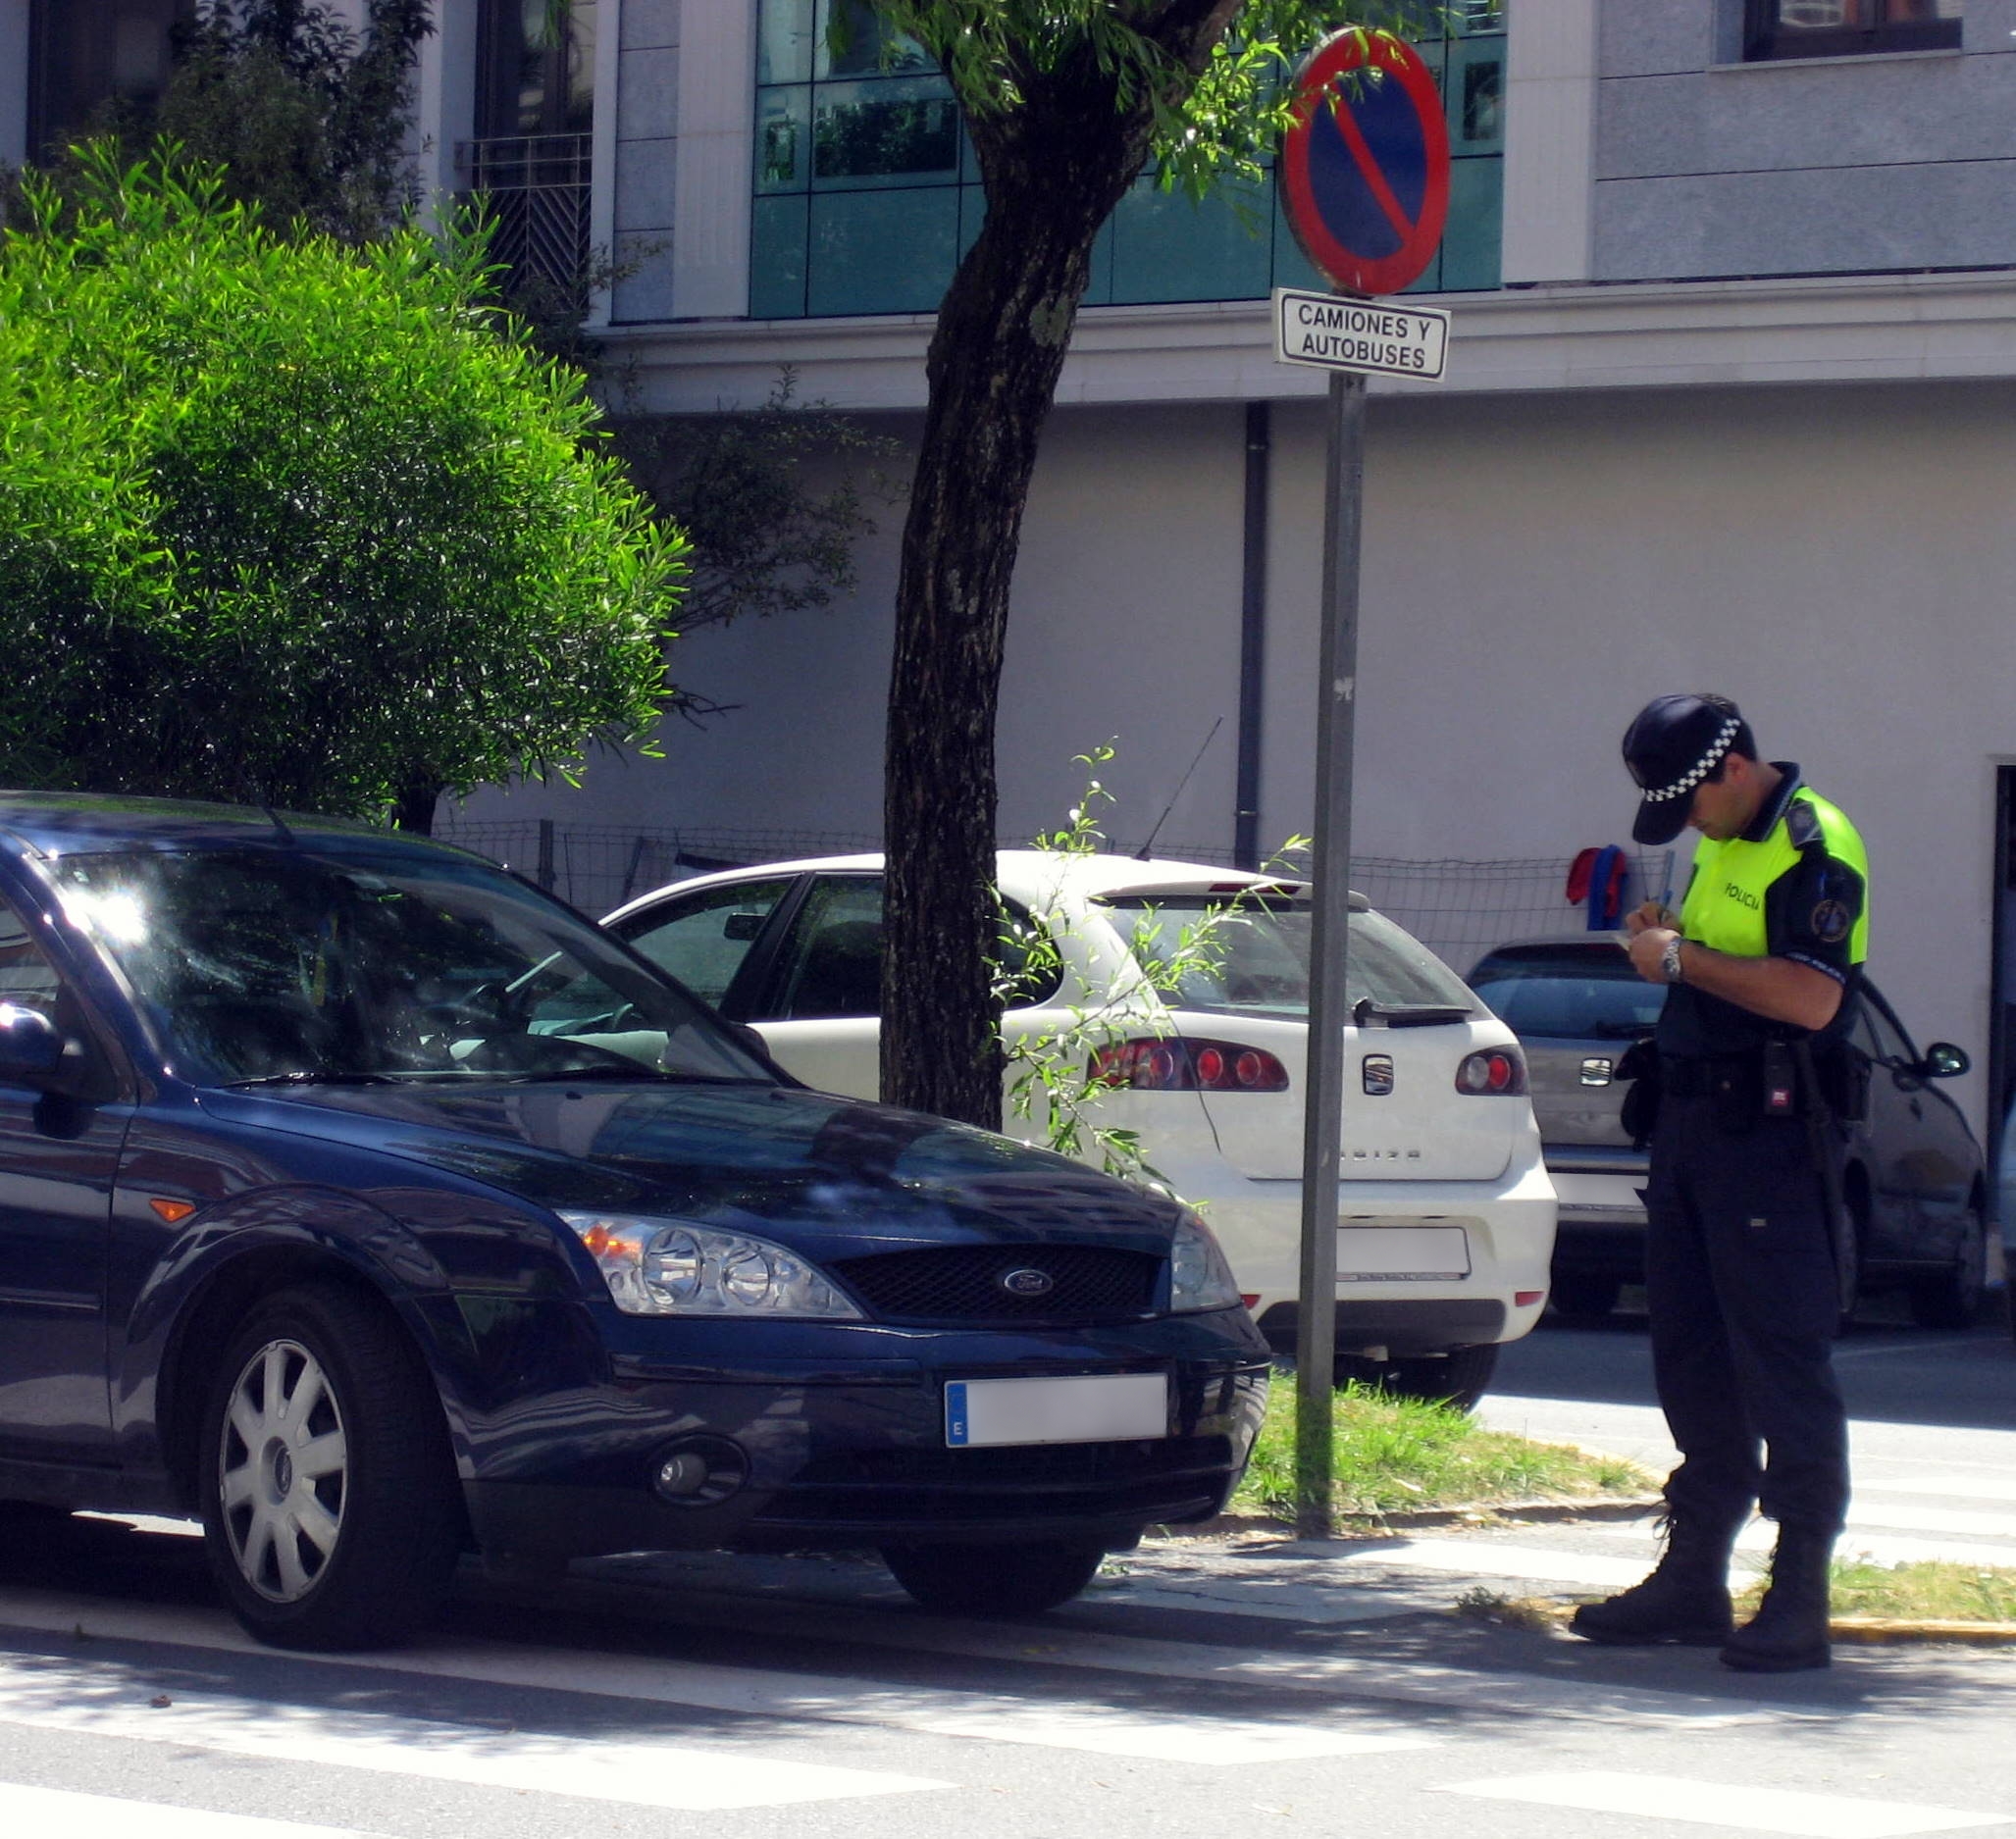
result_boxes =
[755,1434,1234,1530]
[830,1244,1161,1323]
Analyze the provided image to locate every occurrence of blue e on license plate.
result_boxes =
[944,1373,1168,1449]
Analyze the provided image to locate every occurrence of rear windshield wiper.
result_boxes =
[1353,999,1473,1029]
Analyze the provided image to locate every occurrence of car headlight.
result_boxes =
[560,1212,863,1319]
[1168,1212,1243,1313]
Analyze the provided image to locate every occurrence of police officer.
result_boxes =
[1571,693,1868,1673]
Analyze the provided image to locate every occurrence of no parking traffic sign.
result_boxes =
[1280,30,1451,300]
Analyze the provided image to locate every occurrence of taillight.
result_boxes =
[1455,1047,1527,1096]
[1090,1038,1290,1093]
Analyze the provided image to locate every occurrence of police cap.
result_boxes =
[1623,693,1746,846]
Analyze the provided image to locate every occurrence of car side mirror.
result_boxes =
[1921,1041,1970,1080]
[0,1004,65,1087]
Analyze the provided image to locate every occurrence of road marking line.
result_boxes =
[1856,1477,2016,1506]
[0,1591,1424,1766]
[0,1655,949,1811]
[0,1780,383,1839]
[1441,1771,2012,1838]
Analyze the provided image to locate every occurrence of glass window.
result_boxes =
[1861,990,1918,1065]
[808,188,959,314]
[813,77,960,187]
[750,0,1505,316]
[614,877,796,1007]
[1110,177,1273,307]
[0,904,61,1022]
[816,0,934,77]
[768,876,886,1020]
[1105,897,1475,1020]
[1468,946,1668,1040]
[1745,1,1961,61]
[27,0,193,160]
[55,845,771,1087]
[478,0,597,138]
[757,86,811,191]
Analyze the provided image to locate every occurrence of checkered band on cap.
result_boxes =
[1638,717,1741,803]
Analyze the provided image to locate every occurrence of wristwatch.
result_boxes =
[1661,936,1686,985]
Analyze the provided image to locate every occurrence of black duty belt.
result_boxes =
[1660,1053,1760,1098]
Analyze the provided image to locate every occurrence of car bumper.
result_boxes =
[1548,1164,1649,1278]
[1146,1133,1559,1354]
[457,1310,1270,1562]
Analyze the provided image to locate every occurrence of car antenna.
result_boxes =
[263,805,296,845]
[1133,716,1222,861]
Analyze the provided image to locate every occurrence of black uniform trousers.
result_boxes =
[1641,1092,1849,1537]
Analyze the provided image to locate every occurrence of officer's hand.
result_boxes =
[1628,925,1678,984]
[1624,900,1674,938]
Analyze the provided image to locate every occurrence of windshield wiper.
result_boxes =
[1352,999,1474,1029]
[226,1070,402,1089]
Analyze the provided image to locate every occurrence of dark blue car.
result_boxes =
[0,795,1267,1648]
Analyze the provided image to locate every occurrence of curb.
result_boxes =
[1160,1496,1667,1540]
[1457,1599,2016,1648]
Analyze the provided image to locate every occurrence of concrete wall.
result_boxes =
[463,376,2016,1129]
[1594,0,2016,280]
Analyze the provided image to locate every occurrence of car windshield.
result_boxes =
[50,843,775,1087]
[1102,895,1475,1019]
[1467,945,1667,1040]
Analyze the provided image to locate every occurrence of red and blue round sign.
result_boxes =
[1281,31,1451,299]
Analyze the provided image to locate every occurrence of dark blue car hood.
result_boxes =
[201,1078,1185,1255]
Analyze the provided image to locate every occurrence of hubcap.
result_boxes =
[217,1338,348,1603]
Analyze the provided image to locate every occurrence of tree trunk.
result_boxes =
[392,776,440,834]
[880,66,1163,1129]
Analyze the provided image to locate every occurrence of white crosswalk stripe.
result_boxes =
[0,1652,951,1811]
[0,1580,1767,1734]
[0,1780,383,1839]
[1442,1772,2014,1839]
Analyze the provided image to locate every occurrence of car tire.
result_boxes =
[199,1284,461,1651]
[1909,1204,1988,1331]
[880,1539,1106,1615]
[1336,1343,1499,1414]
[1548,1273,1622,1321]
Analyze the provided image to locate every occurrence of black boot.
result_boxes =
[1570,1513,1739,1647]
[1721,1524,1834,1672]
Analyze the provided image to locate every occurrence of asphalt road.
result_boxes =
[0,1304,2009,1839]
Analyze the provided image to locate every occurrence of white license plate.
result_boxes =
[944,1373,1168,1449]
[1336,1225,1471,1282]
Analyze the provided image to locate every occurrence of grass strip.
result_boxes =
[1735,1557,2016,1623]
[1232,1381,1653,1520]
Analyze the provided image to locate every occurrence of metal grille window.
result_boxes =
[1745,0,1962,60]
[457,132,593,297]
[466,0,596,299]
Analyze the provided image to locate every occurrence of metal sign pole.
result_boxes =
[1294,367,1367,1540]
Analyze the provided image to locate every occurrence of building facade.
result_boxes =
[9,1,2016,1136]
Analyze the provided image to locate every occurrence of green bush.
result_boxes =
[0,146,685,816]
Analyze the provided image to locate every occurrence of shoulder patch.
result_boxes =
[1785,798,1824,849]
[1810,898,1852,945]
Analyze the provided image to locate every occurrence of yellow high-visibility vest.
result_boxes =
[1680,786,1869,966]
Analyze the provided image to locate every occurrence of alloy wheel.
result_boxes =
[217,1338,349,1602]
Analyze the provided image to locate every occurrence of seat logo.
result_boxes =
[1000,1267,1054,1297]
[1363,1054,1394,1096]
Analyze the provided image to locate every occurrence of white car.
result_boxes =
[604,852,1556,1408]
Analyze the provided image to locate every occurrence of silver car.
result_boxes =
[1467,935,1988,1329]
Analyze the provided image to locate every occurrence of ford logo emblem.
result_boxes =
[1000,1267,1054,1298]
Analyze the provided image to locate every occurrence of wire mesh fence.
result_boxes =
[434,815,1676,969]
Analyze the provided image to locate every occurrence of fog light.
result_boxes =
[649,1437,749,1507]
[656,1452,710,1497]
[1515,1290,1545,1306]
